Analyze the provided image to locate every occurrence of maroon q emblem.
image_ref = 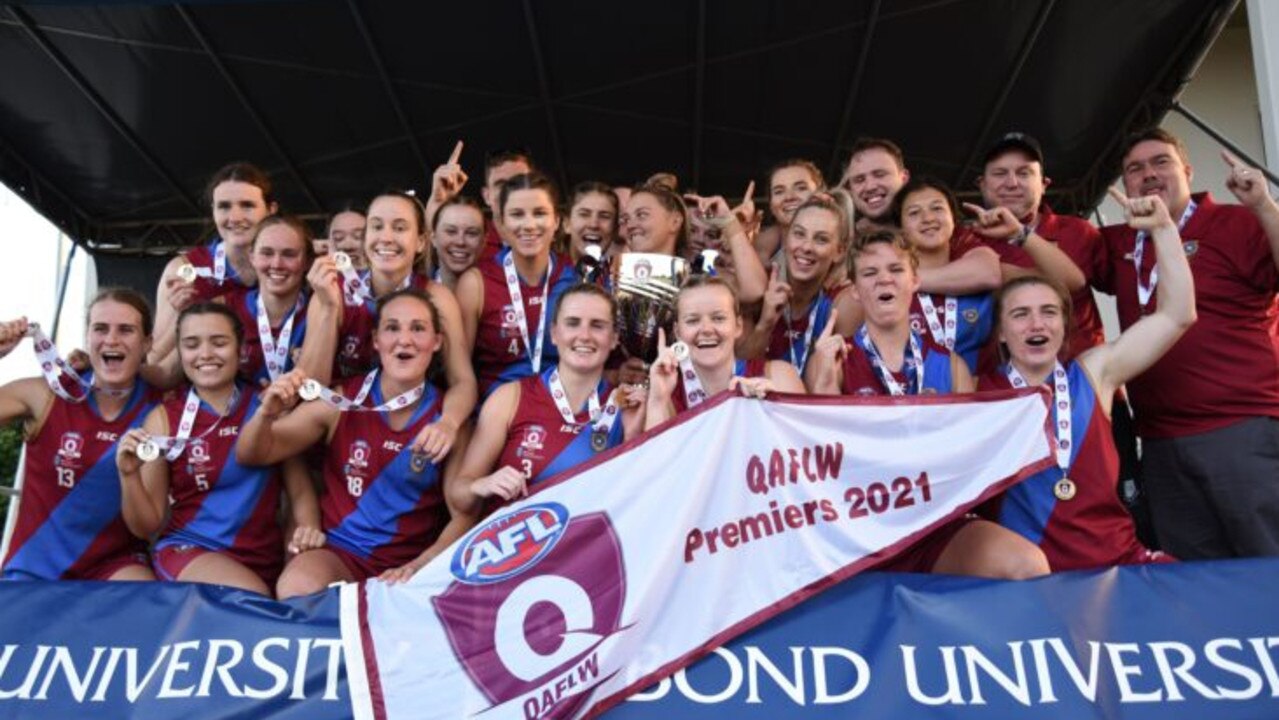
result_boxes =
[435,511,627,719]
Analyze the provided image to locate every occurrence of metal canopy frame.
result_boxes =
[0,0,1245,255]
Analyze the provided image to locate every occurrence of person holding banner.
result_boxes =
[457,172,581,398]
[645,276,805,428]
[0,290,161,581]
[149,163,278,368]
[298,190,476,464]
[224,216,314,387]
[116,304,318,596]
[974,187,1192,571]
[452,284,647,507]
[238,289,474,595]
[740,195,861,377]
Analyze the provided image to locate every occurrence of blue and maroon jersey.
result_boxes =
[907,291,993,374]
[334,271,430,379]
[185,239,251,303]
[2,383,159,580]
[977,363,1170,570]
[766,292,835,376]
[226,286,309,386]
[474,249,579,398]
[322,374,447,572]
[155,387,283,581]
[496,368,624,488]
[672,358,767,415]
[840,339,955,396]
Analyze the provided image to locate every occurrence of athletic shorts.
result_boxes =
[871,516,974,573]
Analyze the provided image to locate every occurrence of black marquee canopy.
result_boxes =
[0,0,1241,263]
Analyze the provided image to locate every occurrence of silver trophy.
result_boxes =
[610,253,689,363]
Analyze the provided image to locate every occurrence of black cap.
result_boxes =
[983,132,1044,166]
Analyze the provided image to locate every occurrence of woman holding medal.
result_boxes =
[974,189,1191,571]
[238,289,473,595]
[457,172,581,398]
[299,190,476,463]
[645,276,805,429]
[803,233,1049,578]
[0,290,160,581]
[149,163,278,368]
[116,304,319,595]
[452,284,647,507]
[739,196,861,378]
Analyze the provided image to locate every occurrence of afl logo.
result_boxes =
[450,503,569,585]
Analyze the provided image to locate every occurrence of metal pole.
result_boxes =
[1170,101,1279,187]
[50,238,77,342]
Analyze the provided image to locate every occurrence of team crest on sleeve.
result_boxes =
[437,507,627,719]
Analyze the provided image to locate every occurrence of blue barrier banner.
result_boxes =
[615,558,1279,719]
[0,580,347,720]
[2,560,1277,718]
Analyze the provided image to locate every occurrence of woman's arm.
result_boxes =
[237,370,335,466]
[116,407,171,539]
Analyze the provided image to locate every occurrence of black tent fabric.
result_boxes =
[0,0,1239,270]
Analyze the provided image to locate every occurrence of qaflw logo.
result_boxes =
[436,508,628,719]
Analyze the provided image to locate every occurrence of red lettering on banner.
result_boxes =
[745,442,845,496]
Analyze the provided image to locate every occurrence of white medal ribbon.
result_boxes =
[856,327,924,396]
[255,293,304,380]
[503,253,553,374]
[302,369,424,413]
[1133,199,1196,307]
[26,324,90,403]
[1006,362,1072,474]
[143,386,240,462]
[783,295,822,373]
[547,369,621,438]
[917,293,957,350]
[674,343,710,408]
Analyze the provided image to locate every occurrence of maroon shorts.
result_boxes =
[871,516,974,573]
[77,551,152,581]
[153,542,281,586]
[326,543,385,582]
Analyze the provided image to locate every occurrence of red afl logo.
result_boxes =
[436,508,626,719]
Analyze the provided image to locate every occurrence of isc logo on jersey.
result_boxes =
[451,503,568,585]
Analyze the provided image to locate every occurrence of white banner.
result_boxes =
[341,390,1054,720]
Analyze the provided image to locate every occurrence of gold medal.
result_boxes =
[1053,477,1077,501]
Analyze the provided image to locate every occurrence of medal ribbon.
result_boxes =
[917,293,957,350]
[26,324,89,403]
[783,295,822,373]
[255,292,304,381]
[1133,199,1196,307]
[547,368,620,438]
[1006,362,1072,476]
[856,327,923,396]
[503,253,553,374]
[309,369,424,413]
[677,353,709,408]
[148,386,241,461]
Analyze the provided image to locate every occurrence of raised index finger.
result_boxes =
[961,202,986,217]
[448,140,464,165]
[818,308,839,339]
[742,180,755,202]
[1106,185,1131,208]
[1220,149,1241,169]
